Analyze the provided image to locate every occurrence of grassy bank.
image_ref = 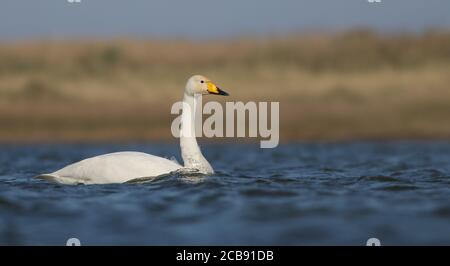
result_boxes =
[1,30,450,142]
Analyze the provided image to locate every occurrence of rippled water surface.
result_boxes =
[1,142,449,245]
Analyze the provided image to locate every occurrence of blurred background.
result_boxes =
[1,0,450,142]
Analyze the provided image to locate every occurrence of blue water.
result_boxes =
[0,142,449,245]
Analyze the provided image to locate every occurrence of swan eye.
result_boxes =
[200,80,204,83]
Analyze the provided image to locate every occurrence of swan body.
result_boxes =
[39,152,182,185]
[37,75,228,185]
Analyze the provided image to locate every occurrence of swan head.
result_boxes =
[185,75,229,97]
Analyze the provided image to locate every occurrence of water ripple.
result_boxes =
[0,142,449,245]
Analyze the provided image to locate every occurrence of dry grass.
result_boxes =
[1,30,450,142]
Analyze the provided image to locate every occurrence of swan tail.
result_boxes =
[35,174,86,185]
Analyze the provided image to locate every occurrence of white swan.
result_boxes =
[37,75,229,185]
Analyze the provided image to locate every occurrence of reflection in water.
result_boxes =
[180,175,206,184]
[126,168,205,184]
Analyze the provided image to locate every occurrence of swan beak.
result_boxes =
[207,82,229,96]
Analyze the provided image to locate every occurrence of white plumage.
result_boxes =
[36,75,228,185]
[39,152,182,185]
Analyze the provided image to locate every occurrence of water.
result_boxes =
[0,142,449,245]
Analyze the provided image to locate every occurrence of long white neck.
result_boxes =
[180,92,214,174]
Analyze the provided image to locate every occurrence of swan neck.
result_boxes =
[180,93,214,174]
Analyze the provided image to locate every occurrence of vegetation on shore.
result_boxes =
[1,30,450,142]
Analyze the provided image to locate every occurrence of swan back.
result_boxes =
[42,152,182,184]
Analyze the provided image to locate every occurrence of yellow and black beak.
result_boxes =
[207,81,229,96]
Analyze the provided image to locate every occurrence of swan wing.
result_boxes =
[37,151,182,185]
